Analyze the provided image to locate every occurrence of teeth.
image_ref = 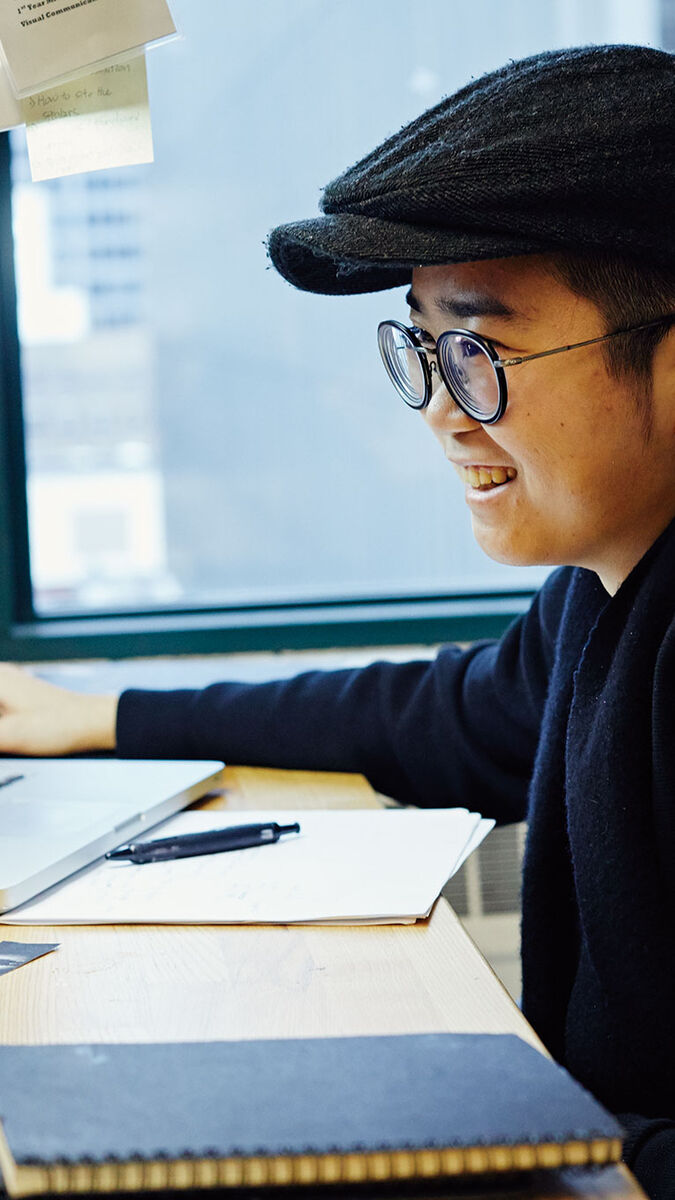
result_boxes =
[463,466,516,489]
[488,467,507,485]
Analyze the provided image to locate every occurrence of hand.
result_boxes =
[0,664,118,756]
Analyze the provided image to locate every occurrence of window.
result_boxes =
[0,0,667,659]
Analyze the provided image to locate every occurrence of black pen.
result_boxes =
[105,821,301,864]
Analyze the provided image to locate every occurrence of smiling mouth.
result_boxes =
[459,465,517,491]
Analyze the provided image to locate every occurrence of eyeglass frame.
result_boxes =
[377,314,675,425]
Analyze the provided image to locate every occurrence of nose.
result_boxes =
[423,363,482,435]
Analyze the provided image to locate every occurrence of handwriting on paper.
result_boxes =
[23,55,154,182]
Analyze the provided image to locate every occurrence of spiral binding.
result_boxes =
[8,1136,623,1195]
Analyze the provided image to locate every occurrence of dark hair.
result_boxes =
[553,252,675,421]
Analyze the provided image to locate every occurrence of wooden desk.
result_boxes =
[0,766,643,1200]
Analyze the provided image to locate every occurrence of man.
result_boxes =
[0,43,673,1198]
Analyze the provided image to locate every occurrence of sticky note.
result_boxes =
[23,54,154,182]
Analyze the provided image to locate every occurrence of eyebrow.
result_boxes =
[405,287,522,322]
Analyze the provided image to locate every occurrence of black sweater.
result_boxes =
[118,521,675,1199]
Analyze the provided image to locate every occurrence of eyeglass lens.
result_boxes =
[377,323,427,408]
[437,333,501,421]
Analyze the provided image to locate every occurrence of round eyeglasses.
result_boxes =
[377,315,675,425]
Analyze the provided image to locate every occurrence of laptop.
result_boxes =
[0,757,224,914]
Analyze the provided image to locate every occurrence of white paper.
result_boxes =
[1,808,494,927]
[23,55,153,182]
[0,0,175,98]
[454,818,493,871]
[0,60,22,130]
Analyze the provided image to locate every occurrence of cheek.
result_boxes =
[503,381,602,481]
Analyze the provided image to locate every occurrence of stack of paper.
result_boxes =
[1,808,493,926]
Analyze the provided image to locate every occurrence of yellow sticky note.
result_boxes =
[23,54,153,182]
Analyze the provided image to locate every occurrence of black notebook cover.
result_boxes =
[0,1033,624,1195]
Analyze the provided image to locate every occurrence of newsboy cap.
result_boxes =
[267,44,675,295]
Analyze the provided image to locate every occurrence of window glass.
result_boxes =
[9,0,662,615]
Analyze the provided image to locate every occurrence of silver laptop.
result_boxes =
[0,757,224,913]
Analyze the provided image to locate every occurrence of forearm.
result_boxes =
[115,571,572,809]
[116,640,540,814]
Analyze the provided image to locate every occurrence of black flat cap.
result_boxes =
[267,44,675,295]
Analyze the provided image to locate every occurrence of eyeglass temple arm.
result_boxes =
[497,314,675,368]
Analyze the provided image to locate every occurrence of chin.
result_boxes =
[471,526,553,570]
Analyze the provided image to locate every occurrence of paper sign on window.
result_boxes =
[0,0,176,98]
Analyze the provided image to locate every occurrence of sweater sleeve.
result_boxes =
[620,1114,675,1200]
[116,569,570,818]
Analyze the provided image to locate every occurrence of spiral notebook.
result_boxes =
[0,1034,623,1196]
